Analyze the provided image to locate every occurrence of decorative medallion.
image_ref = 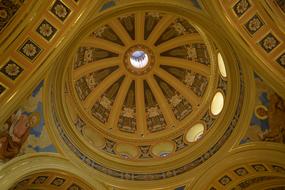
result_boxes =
[50,0,71,22]
[0,60,23,80]
[234,167,248,176]
[233,0,251,17]
[252,164,268,172]
[36,19,57,41]
[254,104,268,120]
[18,38,42,61]
[219,175,232,186]
[32,176,48,184]
[51,177,65,186]
[244,14,264,35]
[259,33,280,53]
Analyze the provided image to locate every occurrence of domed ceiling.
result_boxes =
[65,9,224,161]
[46,3,240,184]
[72,11,211,140]
[2,0,285,189]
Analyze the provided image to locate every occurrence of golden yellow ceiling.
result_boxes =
[9,171,92,190]
[65,9,222,162]
[45,1,244,187]
[0,0,285,190]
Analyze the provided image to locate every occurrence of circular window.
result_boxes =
[186,123,205,142]
[211,91,224,115]
[130,50,149,69]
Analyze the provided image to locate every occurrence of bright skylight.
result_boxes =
[130,50,148,68]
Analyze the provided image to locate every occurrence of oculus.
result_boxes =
[130,50,149,69]
[124,45,154,75]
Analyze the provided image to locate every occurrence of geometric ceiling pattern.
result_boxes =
[0,0,96,117]
[45,3,243,184]
[1,0,285,190]
[63,9,227,166]
[209,162,285,190]
[9,171,92,190]
[72,11,210,139]
[217,0,285,78]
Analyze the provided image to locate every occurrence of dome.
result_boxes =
[66,9,220,160]
[71,10,212,141]
[1,0,285,189]
[45,2,240,185]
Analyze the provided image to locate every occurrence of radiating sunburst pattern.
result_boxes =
[72,11,211,139]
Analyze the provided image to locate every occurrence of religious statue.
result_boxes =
[0,109,40,160]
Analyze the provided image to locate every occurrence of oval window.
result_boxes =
[186,123,205,142]
[217,52,227,78]
[116,144,138,158]
[211,91,224,115]
[152,142,174,157]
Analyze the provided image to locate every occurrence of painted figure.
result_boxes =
[262,93,285,143]
[0,109,40,160]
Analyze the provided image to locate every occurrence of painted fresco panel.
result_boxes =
[0,81,56,161]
